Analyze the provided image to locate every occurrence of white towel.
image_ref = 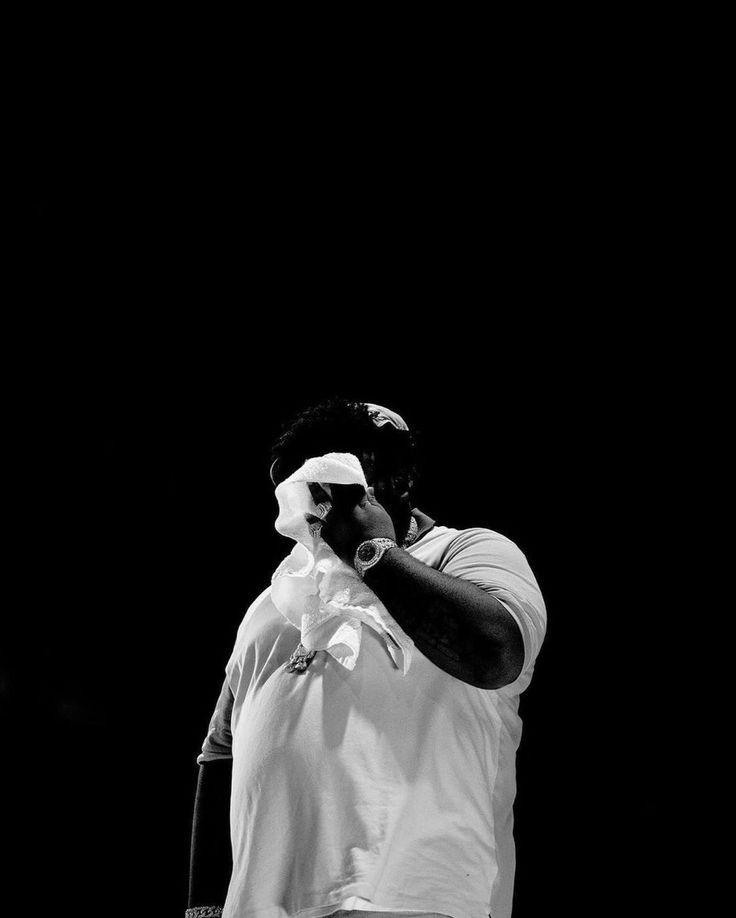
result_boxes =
[272,452,414,674]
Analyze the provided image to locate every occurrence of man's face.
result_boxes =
[358,449,413,540]
[278,448,413,542]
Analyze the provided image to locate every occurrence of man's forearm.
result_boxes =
[188,760,233,910]
[363,548,524,689]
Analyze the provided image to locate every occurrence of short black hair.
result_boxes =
[270,397,419,486]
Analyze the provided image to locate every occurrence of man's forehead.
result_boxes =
[357,449,378,476]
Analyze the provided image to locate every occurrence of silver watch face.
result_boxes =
[357,542,378,563]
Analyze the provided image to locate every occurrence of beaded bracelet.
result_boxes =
[185,907,223,918]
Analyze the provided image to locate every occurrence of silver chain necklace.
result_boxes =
[402,514,419,547]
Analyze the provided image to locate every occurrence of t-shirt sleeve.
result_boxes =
[196,674,234,765]
[440,527,547,682]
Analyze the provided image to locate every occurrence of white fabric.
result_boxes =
[364,403,410,431]
[271,453,414,675]
[205,524,546,918]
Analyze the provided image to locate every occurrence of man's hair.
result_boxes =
[270,397,419,486]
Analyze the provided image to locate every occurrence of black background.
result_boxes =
[7,54,660,918]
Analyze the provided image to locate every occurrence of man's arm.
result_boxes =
[317,486,525,690]
[363,546,524,690]
[188,759,233,911]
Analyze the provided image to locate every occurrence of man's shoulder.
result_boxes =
[409,523,519,567]
[414,524,516,550]
[451,525,515,543]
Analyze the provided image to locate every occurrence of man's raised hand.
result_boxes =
[306,485,396,565]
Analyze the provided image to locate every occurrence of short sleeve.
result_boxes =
[196,674,234,765]
[440,528,547,683]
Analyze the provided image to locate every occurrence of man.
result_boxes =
[187,398,546,918]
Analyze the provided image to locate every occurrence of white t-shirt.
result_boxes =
[198,525,547,918]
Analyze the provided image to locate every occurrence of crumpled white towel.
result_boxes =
[272,452,414,674]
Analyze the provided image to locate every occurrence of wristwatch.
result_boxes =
[354,538,398,579]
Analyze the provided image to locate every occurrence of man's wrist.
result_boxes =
[353,537,398,579]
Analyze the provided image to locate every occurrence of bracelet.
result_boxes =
[185,907,223,918]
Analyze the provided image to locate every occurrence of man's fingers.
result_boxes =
[308,482,331,505]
